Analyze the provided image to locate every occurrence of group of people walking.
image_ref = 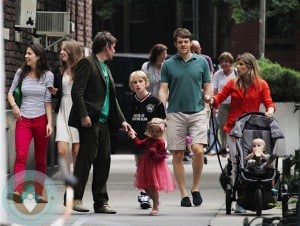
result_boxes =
[7,27,275,216]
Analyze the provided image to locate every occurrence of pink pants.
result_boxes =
[14,115,48,195]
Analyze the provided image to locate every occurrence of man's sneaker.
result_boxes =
[138,191,146,202]
[73,199,89,212]
[234,203,246,213]
[183,156,190,162]
[207,150,217,156]
[220,148,227,157]
[138,192,151,209]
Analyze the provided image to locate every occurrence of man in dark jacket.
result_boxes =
[69,31,132,214]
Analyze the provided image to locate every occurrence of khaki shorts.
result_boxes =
[166,110,209,151]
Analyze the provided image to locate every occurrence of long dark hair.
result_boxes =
[149,44,167,65]
[19,43,49,83]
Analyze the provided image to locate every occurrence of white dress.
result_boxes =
[55,74,79,143]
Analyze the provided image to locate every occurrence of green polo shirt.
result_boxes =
[99,61,110,123]
[161,53,211,113]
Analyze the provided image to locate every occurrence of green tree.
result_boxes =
[93,0,168,20]
[93,0,124,20]
[213,0,300,38]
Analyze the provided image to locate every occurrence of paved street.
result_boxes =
[45,154,282,226]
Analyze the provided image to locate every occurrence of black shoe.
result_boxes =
[181,196,192,207]
[36,195,48,203]
[191,191,202,206]
[140,201,151,209]
[183,156,190,161]
[204,156,208,164]
[220,148,227,158]
[12,191,22,203]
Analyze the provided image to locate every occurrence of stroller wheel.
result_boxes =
[243,217,249,226]
[225,188,232,215]
[255,188,262,216]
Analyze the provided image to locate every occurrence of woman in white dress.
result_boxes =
[49,40,83,173]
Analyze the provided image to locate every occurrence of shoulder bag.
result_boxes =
[13,86,22,107]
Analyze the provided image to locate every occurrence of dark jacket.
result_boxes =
[68,55,125,133]
[53,72,63,113]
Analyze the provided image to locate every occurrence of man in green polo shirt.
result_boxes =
[159,27,212,207]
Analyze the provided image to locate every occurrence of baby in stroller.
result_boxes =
[226,112,284,216]
[246,138,277,170]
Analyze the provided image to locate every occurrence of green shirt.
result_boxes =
[161,53,211,113]
[99,61,110,123]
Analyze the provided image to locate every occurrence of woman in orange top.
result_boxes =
[213,53,275,134]
[205,52,275,212]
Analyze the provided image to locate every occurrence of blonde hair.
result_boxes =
[252,138,266,152]
[128,70,150,91]
[235,52,262,90]
[145,118,167,138]
[60,40,83,78]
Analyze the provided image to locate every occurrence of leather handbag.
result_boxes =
[13,86,22,107]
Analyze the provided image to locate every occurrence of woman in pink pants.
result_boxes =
[7,43,54,203]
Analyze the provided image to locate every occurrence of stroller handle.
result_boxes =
[237,112,266,120]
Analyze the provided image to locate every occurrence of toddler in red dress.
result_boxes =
[129,118,176,216]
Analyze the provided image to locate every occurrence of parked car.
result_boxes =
[106,53,148,154]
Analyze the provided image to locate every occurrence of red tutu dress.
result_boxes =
[133,136,176,192]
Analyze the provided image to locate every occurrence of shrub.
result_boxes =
[258,58,300,102]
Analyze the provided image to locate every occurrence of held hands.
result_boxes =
[122,121,132,133]
[122,122,136,139]
[127,127,137,139]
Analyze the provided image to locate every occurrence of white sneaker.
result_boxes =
[138,192,151,209]
[234,203,246,213]
[207,150,217,156]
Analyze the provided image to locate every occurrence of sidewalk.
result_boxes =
[46,154,282,226]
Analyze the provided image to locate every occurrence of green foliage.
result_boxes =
[258,58,300,102]
[93,0,124,20]
[93,0,168,20]
[212,0,300,23]
[213,0,300,38]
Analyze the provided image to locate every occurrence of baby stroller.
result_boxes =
[225,112,284,216]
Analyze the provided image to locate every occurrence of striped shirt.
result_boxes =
[8,68,54,118]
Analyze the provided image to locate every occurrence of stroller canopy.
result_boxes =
[229,112,284,139]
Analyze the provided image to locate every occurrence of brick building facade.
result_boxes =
[3,0,300,106]
[230,17,300,71]
[3,0,92,108]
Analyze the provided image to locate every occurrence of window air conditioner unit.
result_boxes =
[15,0,37,28]
[36,11,70,36]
